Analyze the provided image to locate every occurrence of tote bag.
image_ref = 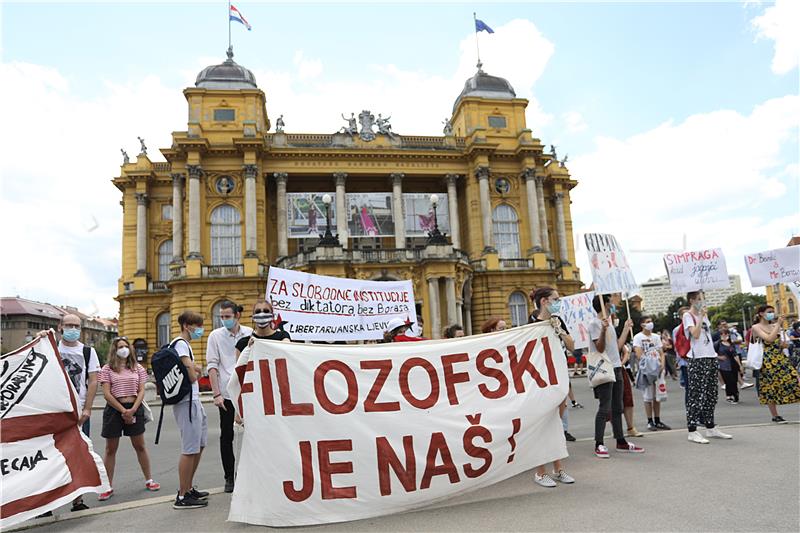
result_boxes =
[746,339,763,370]
[586,350,616,387]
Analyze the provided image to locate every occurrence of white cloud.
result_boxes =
[293,50,323,80]
[562,110,587,133]
[751,0,800,74]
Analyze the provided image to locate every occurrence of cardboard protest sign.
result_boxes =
[228,323,568,526]
[584,233,638,295]
[0,332,109,528]
[558,292,596,350]
[663,248,730,294]
[744,245,800,287]
[267,267,416,341]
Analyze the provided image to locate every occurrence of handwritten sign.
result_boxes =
[744,245,800,287]
[559,292,596,350]
[227,323,568,527]
[663,248,730,294]
[266,267,416,341]
[785,280,800,305]
[584,233,638,295]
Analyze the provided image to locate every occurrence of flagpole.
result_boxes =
[228,0,232,51]
[473,12,481,69]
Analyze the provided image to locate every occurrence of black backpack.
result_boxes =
[151,338,193,444]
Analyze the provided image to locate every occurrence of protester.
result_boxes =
[97,336,160,501]
[528,287,575,486]
[481,317,507,333]
[589,293,644,458]
[572,348,586,376]
[235,301,292,354]
[633,317,671,431]
[172,310,210,509]
[443,324,465,338]
[714,329,741,404]
[383,316,424,342]
[619,344,643,438]
[206,300,253,493]
[683,291,732,444]
[661,330,678,380]
[750,305,800,423]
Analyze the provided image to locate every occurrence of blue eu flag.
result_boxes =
[475,19,494,33]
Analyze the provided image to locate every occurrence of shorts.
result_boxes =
[173,399,208,454]
[622,368,634,408]
[642,382,659,403]
[101,402,146,438]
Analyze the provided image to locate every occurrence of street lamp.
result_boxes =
[318,193,340,247]
[426,193,448,245]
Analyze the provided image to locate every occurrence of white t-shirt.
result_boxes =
[682,312,716,358]
[58,341,100,410]
[633,331,662,360]
[172,336,200,401]
[588,318,622,368]
[206,325,252,400]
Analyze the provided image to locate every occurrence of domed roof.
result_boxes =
[195,47,257,89]
[453,63,516,112]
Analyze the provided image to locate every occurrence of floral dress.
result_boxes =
[759,337,800,405]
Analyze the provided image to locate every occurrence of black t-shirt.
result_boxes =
[530,314,570,356]
[235,330,291,353]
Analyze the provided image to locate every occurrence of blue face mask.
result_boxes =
[62,328,80,342]
[190,327,205,340]
[222,318,236,330]
[547,300,562,314]
[765,312,775,322]
[609,304,617,314]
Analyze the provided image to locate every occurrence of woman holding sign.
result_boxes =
[750,305,800,423]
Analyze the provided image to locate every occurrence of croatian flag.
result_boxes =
[230,4,252,30]
[475,18,494,33]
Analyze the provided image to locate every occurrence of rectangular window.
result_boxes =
[162,204,172,220]
[488,116,507,129]
[214,109,236,121]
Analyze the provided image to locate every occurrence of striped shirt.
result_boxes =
[98,364,148,398]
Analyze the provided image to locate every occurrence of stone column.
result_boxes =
[135,192,148,275]
[476,166,495,253]
[391,172,405,249]
[456,301,464,327]
[554,192,570,265]
[273,172,289,257]
[334,172,348,246]
[535,175,550,253]
[427,277,442,339]
[170,173,184,263]
[445,174,461,249]
[445,277,457,327]
[243,165,258,257]
[463,277,473,335]
[523,168,542,252]
[186,165,202,259]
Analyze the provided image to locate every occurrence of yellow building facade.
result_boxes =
[114,50,582,366]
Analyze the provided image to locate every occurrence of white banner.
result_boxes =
[744,245,800,287]
[558,292,596,350]
[584,233,638,295]
[787,280,800,304]
[227,323,568,526]
[267,267,416,341]
[0,332,109,528]
[663,248,730,294]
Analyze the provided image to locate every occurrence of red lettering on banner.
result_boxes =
[376,435,416,496]
[441,353,470,405]
[462,414,493,478]
[476,349,509,399]
[314,361,358,414]
[318,440,357,500]
[275,358,314,416]
[399,357,440,409]
[283,441,313,502]
[235,361,255,416]
[420,432,460,489]
[361,360,401,412]
[259,360,275,415]
[541,337,558,386]
[508,340,547,393]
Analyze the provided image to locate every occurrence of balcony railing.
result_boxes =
[149,281,169,292]
[170,265,186,280]
[499,258,533,270]
[202,264,244,278]
[276,246,471,270]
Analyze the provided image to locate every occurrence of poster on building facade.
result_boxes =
[266,267,416,341]
[0,332,110,528]
[558,291,596,350]
[403,193,450,237]
[346,193,395,238]
[744,245,800,287]
[583,233,638,295]
[227,322,568,527]
[287,193,337,239]
[663,248,730,294]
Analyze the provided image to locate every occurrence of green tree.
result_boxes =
[707,292,766,328]
[93,338,110,366]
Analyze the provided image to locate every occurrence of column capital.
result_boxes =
[333,172,347,187]
[273,172,288,185]
[475,166,490,181]
[135,192,149,206]
[243,164,258,179]
[553,191,565,201]
[521,167,536,181]
[444,174,461,187]
[534,174,546,185]
[390,172,404,186]
[170,172,185,185]
[187,164,203,179]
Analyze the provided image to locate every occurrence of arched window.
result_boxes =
[492,204,520,258]
[509,291,529,327]
[210,205,241,265]
[789,298,796,315]
[158,240,173,281]
[211,301,224,330]
[156,312,171,347]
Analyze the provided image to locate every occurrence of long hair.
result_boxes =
[481,317,501,334]
[108,337,136,372]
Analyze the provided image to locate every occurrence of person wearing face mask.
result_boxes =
[171,310,210,509]
[206,300,253,493]
[750,305,800,423]
[713,329,741,404]
[235,300,291,356]
[633,316,671,431]
[683,291,732,444]
[97,337,160,501]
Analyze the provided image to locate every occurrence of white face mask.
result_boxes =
[612,318,620,328]
[644,322,655,331]
[116,347,130,359]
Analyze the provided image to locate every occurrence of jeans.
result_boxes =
[219,399,236,481]
[594,367,625,446]
[561,406,569,431]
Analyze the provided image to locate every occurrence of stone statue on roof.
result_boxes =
[275,114,285,133]
[120,149,129,164]
[340,113,357,135]
[137,136,147,155]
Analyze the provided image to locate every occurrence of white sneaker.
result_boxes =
[551,470,575,484]
[741,382,755,389]
[534,473,557,488]
[706,427,732,439]
[688,431,709,444]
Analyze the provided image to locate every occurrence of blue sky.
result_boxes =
[1,1,798,316]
